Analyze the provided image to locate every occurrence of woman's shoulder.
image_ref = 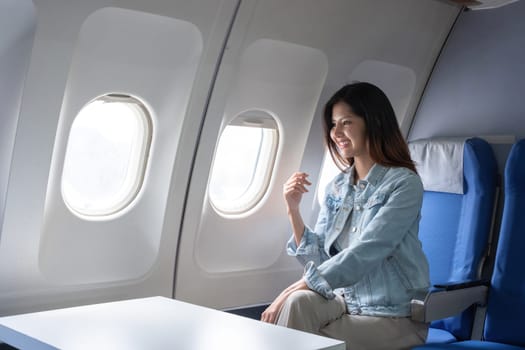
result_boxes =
[385,165,418,177]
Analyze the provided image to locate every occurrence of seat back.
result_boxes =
[483,139,525,346]
[409,137,499,341]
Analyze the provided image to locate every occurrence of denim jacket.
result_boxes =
[287,164,430,317]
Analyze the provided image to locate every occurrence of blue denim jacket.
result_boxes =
[287,164,430,317]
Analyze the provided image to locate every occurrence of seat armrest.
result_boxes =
[411,280,489,323]
[433,279,489,291]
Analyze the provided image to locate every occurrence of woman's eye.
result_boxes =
[331,119,351,128]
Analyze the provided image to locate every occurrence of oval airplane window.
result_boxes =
[209,111,279,215]
[61,94,152,217]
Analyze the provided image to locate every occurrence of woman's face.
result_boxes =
[330,101,368,160]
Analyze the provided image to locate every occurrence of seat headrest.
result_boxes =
[408,138,467,194]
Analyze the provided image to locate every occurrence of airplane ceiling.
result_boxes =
[445,0,520,9]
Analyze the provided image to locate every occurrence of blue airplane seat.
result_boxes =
[411,139,525,350]
[481,139,525,347]
[409,137,499,343]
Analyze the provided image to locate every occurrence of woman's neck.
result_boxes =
[353,156,375,183]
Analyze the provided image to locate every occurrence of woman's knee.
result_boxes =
[283,289,345,319]
[278,290,346,333]
[284,290,320,310]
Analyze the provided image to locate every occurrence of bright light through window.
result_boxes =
[209,114,279,215]
[62,95,151,216]
[317,151,343,206]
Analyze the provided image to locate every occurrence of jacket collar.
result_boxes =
[341,163,389,188]
[362,163,388,187]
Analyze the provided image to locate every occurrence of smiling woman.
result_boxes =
[263,82,429,350]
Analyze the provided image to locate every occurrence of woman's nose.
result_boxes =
[333,123,343,135]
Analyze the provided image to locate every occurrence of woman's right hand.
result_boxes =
[261,292,288,324]
[261,279,310,324]
[283,172,311,212]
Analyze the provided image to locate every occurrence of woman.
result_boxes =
[261,82,430,350]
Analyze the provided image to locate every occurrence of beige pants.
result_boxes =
[276,290,428,350]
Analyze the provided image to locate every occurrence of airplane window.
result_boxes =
[61,94,152,217]
[209,112,279,215]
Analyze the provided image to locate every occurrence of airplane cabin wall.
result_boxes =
[0,0,36,230]
[0,0,462,316]
[0,0,240,315]
[409,0,525,164]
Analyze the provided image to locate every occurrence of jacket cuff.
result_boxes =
[286,227,319,257]
[303,261,335,299]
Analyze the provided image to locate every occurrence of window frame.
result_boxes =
[61,93,153,218]
[208,110,280,217]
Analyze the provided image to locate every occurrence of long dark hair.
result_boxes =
[322,82,416,173]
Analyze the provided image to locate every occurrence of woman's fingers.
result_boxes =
[287,172,311,184]
[283,172,312,211]
[262,279,309,324]
[284,182,308,193]
[261,309,277,323]
[261,296,286,324]
[284,172,311,193]
[261,303,280,323]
